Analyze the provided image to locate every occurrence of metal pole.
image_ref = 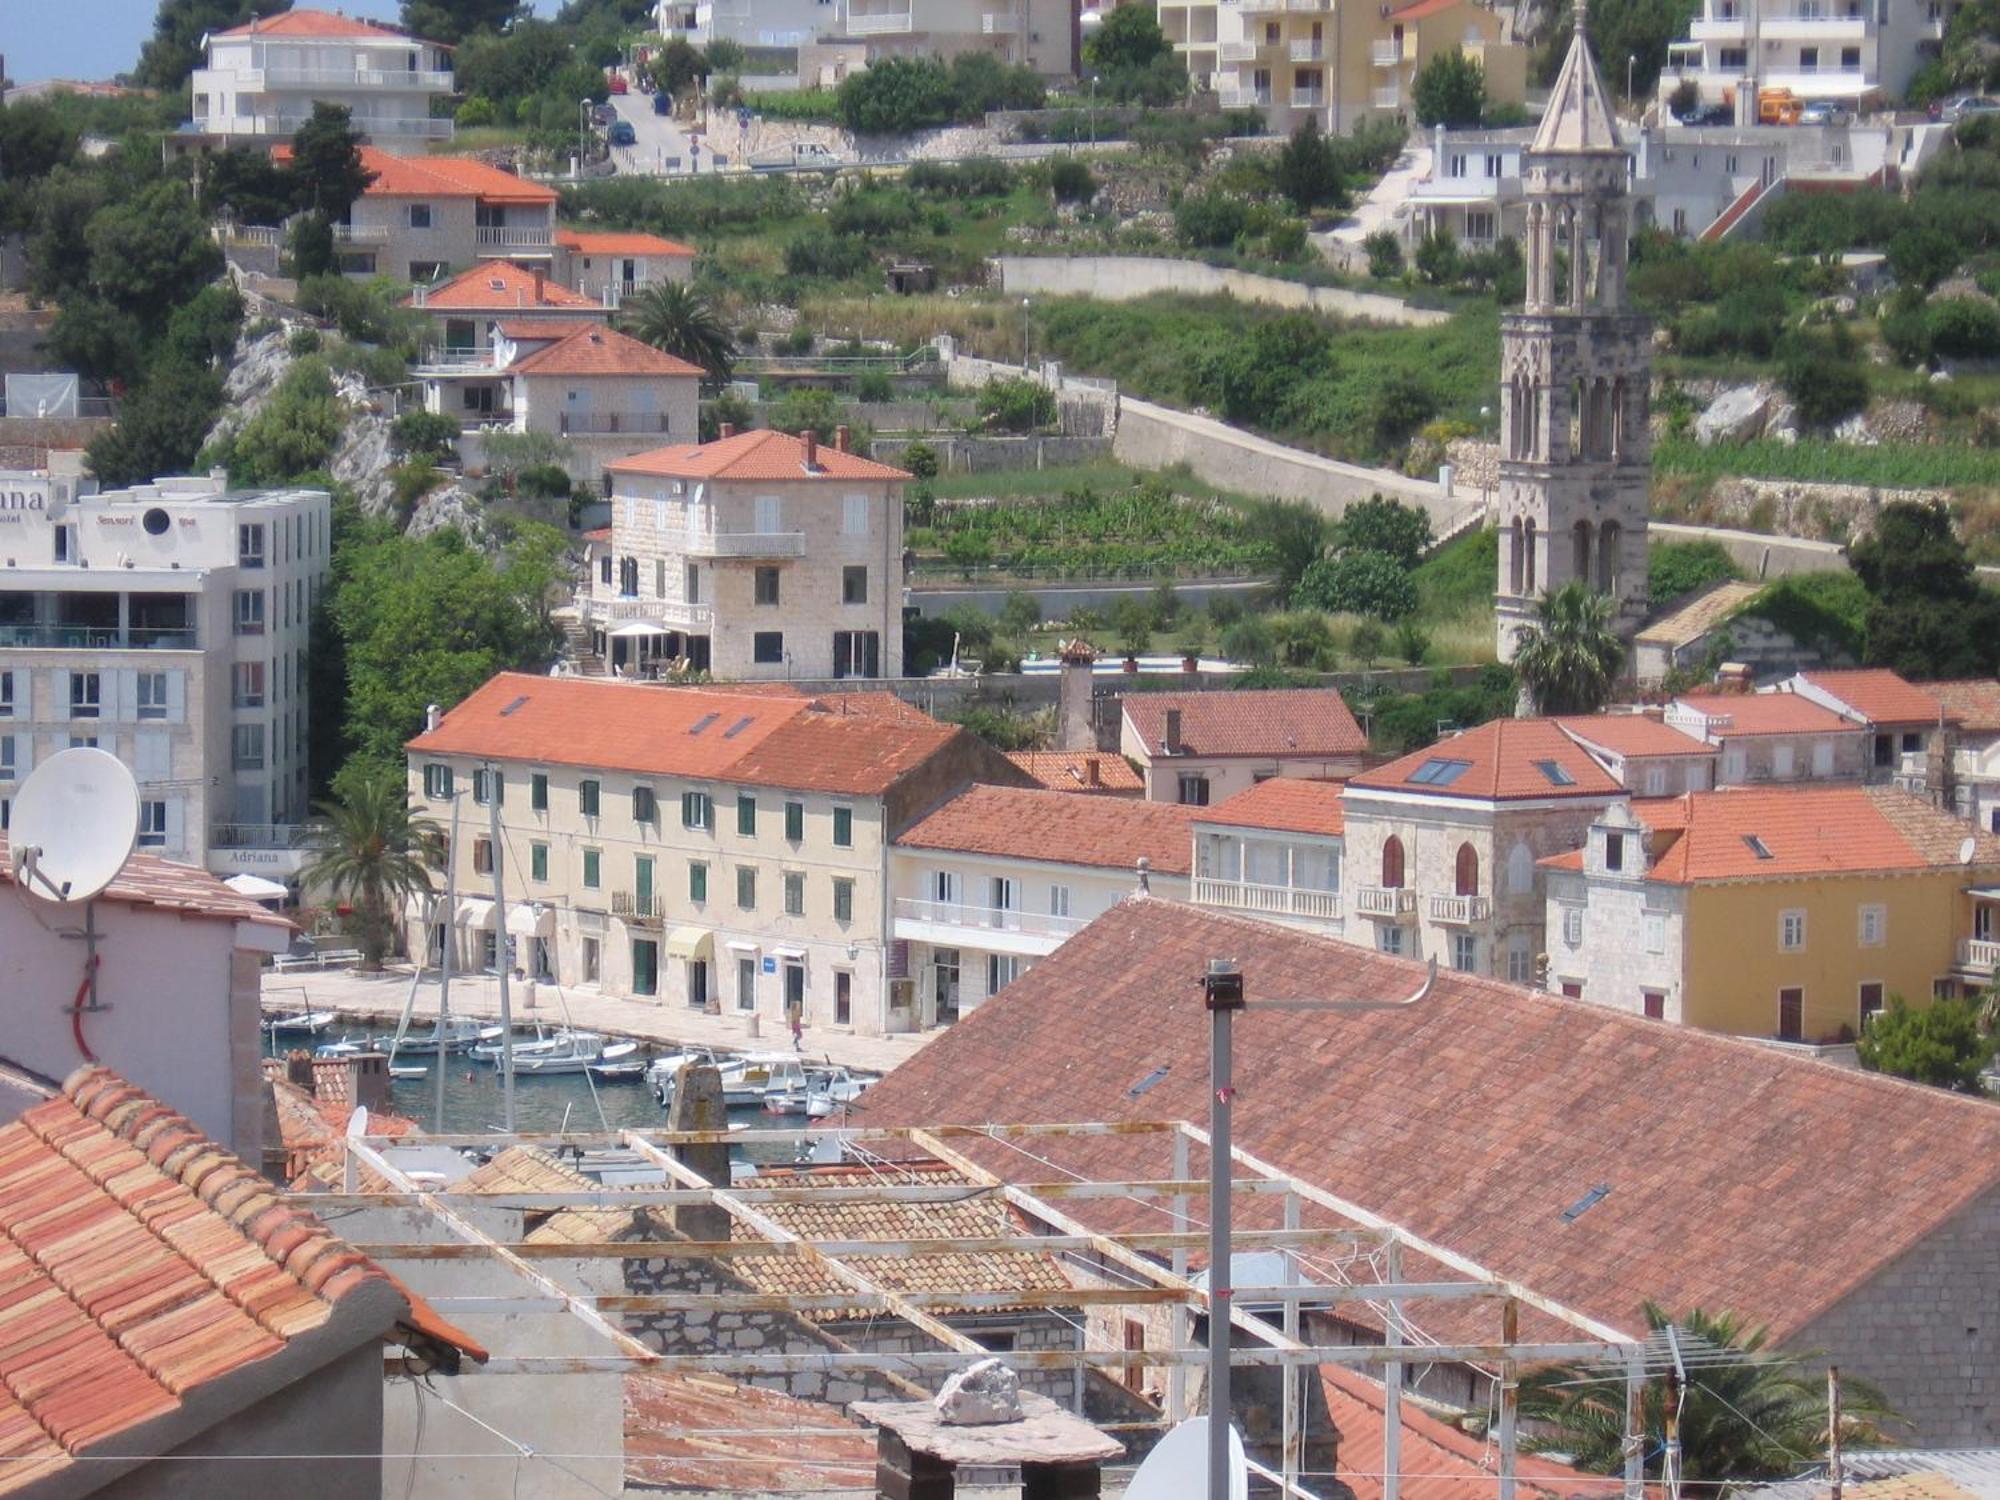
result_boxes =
[1827,1367,1843,1500]
[1170,1129,1191,1424]
[1282,1188,1302,1498]
[1623,1351,1646,1500]
[486,763,515,1131]
[1204,958,1245,1500]
[1499,1299,1519,1500]
[437,790,460,1134]
[1384,1239,1404,1500]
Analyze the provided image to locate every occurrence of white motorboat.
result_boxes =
[586,1041,645,1080]
[469,1025,582,1063]
[806,1069,875,1119]
[266,1008,338,1036]
[512,1032,627,1076]
[394,1018,499,1055]
[388,1064,428,1081]
[721,1053,808,1107]
[645,1046,722,1104]
[313,1035,378,1058]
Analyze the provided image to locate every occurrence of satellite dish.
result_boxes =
[1126,1418,1248,1500]
[1961,834,1977,866]
[347,1105,369,1138]
[9,747,138,904]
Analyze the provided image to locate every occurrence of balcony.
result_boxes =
[1370,38,1405,65]
[1290,39,1324,61]
[332,223,390,244]
[1291,87,1324,108]
[557,411,677,436]
[682,530,807,559]
[1194,878,1341,923]
[194,113,453,139]
[1761,64,1870,92]
[980,12,1020,31]
[1759,9,1868,35]
[846,10,915,33]
[1959,939,2000,975]
[1688,14,1749,38]
[1218,85,1274,108]
[612,890,664,927]
[475,226,555,255]
[1372,85,1402,110]
[581,595,713,630]
[1219,39,1259,61]
[1428,893,1493,924]
[1355,886,1417,919]
[259,67,456,89]
[0,624,198,651]
[893,897,1088,957]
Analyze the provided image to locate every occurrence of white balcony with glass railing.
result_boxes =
[1372,85,1403,110]
[1758,11,1868,36]
[1219,39,1259,61]
[194,112,452,139]
[893,897,1088,956]
[475,225,556,254]
[1370,38,1405,65]
[1428,893,1493,924]
[1355,886,1417,918]
[1960,938,2000,974]
[1291,86,1324,107]
[846,10,915,33]
[256,67,456,89]
[980,12,1020,32]
[0,624,198,651]
[581,594,713,630]
[1219,84,1274,107]
[1194,878,1341,924]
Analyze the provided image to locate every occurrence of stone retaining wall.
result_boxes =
[992,256,1451,329]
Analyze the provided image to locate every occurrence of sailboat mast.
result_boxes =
[437,787,461,1134]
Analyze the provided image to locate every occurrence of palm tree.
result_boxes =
[1509,1304,1898,1485]
[622,281,734,381]
[301,773,442,970]
[1511,580,1626,715]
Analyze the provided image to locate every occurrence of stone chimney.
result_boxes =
[1084,755,1101,788]
[286,1049,314,1092]
[801,429,819,470]
[425,702,442,732]
[835,424,850,453]
[1057,638,1099,752]
[666,1063,732,1243]
[1714,662,1753,694]
[532,268,547,303]
[1163,707,1183,756]
[719,422,736,439]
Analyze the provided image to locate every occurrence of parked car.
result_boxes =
[607,71,629,95]
[652,90,671,115]
[1675,102,1732,126]
[591,102,616,126]
[1799,99,1854,125]
[1942,95,2000,122]
[608,120,637,146]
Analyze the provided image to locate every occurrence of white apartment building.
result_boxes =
[405,672,1026,1034]
[0,471,330,880]
[1663,0,1953,111]
[843,0,1075,75]
[661,0,835,48]
[1189,778,1346,937]
[888,784,1195,1027]
[191,8,454,149]
[592,428,908,682]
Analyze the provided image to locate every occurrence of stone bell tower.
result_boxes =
[1494,1,1651,663]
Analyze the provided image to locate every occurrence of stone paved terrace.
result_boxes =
[261,966,935,1075]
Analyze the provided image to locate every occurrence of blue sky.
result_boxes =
[6,1,561,85]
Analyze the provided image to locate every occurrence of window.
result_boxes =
[833,630,880,678]
[1507,936,1534,984]
[1376,924,1405,957]
[737,866,757,910]
[1644,766,1666,796]
[599,554,613,587]
[738,955,758,1011]
[682,859,706,903]
[1447,152,1467,177]
[1643,990,1666,1020]
[582,848,602,889]
[988,954,1022,994]
[0,736,12,778]
[835,969,852,1025]
[753,632,784,664]
[1050,884,1072,918]
[1723,747,1748,781]
[1859,982,1885,1027]
[1454,842,1479,896]
[1773,743,1795,778]
[1450,932,1478,973]
[682,790,713,830]
[1778,987,1804,1041]
[1532,759,1575,787]
[473,838,494,875]
[1506,842,1534,894]
[424,763,453,799]
[69,672,101,719]
[737,794,757,836]
[68,735,98,750]
[1406,758,1471,786]
[233,662,264,709]
[580,778,601,817]
[473,767,502,805]
[1780,909,1806,951]
[1858,904,1886,947]
[1177,773,1210,807]
[234,590,264,635]
[784,872,805,916]
[833,877,854,922]
[842,565,869,605]
[408,202,432,229]
[842,494,868,534]
[1643,909,1666,954]
[0,672,12,717]
[1812,739,1834,776]
[1562,905,1584,948]
[1901,731,1922,754]
[1465,209,1496,241]
[1605,832,1624,873]
[238,523,265,568]
[833,805,853,847]
[784,800,804,841]
[633,785,657,823]
[754,567,781,606]
[531,772,549,812]
[530,842,548,882]
[1381,836,1406,890]
[232,723,265,770]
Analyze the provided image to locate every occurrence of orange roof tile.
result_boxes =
[1788,669,1951,726]
[495,317,606,342]
[1124,688,1368,761]
[557,229,697,258]
[807,690,940,726]
[607,428,910,482]
[856,897,2000,1346]
[1350,719,1624,801]
[1194,777,1346,836]
[507,325,703,378]
[0,838,292,933]
[1004,750,1145,794]
[356,146,554,203]
[1927,679,2000,735]
[408,261,590,312]
[625,1369,872,1491]
[217,8,423,39]
[1385,0,1468,18]
[895,784,1198,876]
[0,1066,481,1493]
[407,673,971,796]
[1672,693,1855,737]
[1554,714,1715,759]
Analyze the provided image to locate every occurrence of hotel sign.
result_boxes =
[0,482,50,513]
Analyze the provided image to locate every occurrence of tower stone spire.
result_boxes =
[1494,13,1651,662]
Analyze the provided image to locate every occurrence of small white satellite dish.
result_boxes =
[9,747,138,904]
[1126,1417,1248,1500]
[1961,834,1977,866]
[347,1105,370,1138]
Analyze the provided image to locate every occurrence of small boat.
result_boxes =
[513,1031,620,1076]
[587,1042,646,1081]
[313,1035,378,1058]
[469,1025,584,1063]
[389,1064,428,1081]
[806,1069,875,1119]
[267,1008,338,1035]
[646,1046,722,1104]
[722,1053,808,1107]
[394,1018,499,1055]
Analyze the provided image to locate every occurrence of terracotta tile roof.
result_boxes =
[0,1066,482,1493]
[407,672,972,796]
[854,897,2000,1345]
[808,690,938,725]
[1635,580,1761,648]
[0,838,292,933]
[1349,719,1624,801]
[218,8,420,39]
[1672,693,1855,738]
[265,1074,417,1192]
[557,229,697,258]
[607,428,911,482]
[506,325,703,378]
[1193,777,1346,836]
[460,1146,594,1197]
[356,147,554,204]
[406,261,590,313]
[495,317,606,342]
[1927,679,2000,735]
[1124,688,1367,761]
[1320,1365,1610,1500]
[1004,750,1145,794]
[1554,714,1715,759]
[1385,0,1471,18]
[624,1369,872,1491]
[895,785,1198,876]
[1787,669,1951,726]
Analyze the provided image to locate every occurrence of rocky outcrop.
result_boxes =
[405,481,490,543]
[1694,383,1777,446]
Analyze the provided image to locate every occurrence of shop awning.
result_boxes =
[506,903,555,938]
[725,940,759,952]
[609,621,672,638]
[455,898,496,929]
[223,873,289,901]
[666,926,713,960]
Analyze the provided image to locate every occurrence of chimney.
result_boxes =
[802,429,819,470]
[1056,638,1098,752]
[532,269,546,303]
[351,1054,390,1113]
[719,421,736,439]
[1085,755,1101,788]
[666,1063,732,1242]
[1715,662,1753,694]
[425,702,442,732]
[1163,707,1183,756]
[835,424,851,453]
[286,1050,314,1092]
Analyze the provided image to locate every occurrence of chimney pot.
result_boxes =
[286,1050,314,1092]
[1085,755,1101,787]
[802,429,819,469]
[425,702,442,732]
[835,424,850,453]
[1163,707,1183,755]
[719,422,736,439]
[532,269,546,302]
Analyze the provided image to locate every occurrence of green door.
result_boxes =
[635,855,655,918]
[632,938,659,996]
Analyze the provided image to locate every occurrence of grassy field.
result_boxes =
[924,463,1268,508]
[1654,438,2000,490]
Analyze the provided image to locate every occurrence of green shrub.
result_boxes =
[1266,219,1309,261]
[286,326,323,357]
[855,370,893,403]
[769,385,843,442]
[391,409,463,462]
[1337,495,1432,569]
[1739,571,1871,660]
[977,376,1055,433]
[1294,549,1419,619]
[1648,541,1741,604]
[1364,230,1403,279]
[211,356,345,485]
[1780,328,1869,428]
[900,440,940,479]
[1220,614,1278,666]
[455,95,497,127]
[784,228,870,279]
[1048,157,1097,205]
[1175,190,1248,249]
[1414,227,1460,285]
[1928,297,2000,358]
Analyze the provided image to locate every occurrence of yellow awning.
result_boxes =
[666,926,713,961]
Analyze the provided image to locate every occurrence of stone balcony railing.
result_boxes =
[1959,938,2000,974]
[1428,893,1493,924]
[1354,886,1417,919]
[1194,878,1341,922]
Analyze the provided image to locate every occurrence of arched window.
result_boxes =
[1382,836,1406,890]
[1599,520,1622,592]
[1572,520,1592,583]
[1568,377,1584,459]
[1524,522,1538,593]
[1455,843,1479,897]
[1610,378,1627,462]
[1507,841,1536,894]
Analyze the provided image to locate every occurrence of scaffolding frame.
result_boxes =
[325,1118,1651,1500]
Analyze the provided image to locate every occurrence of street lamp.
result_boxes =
[1089,73,1100,150]
[1627,53,1636,101]
[578,98,591,179]
[1199,955,1436,1500]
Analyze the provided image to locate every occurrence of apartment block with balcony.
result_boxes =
[1663,0,1941,111]
[890,785,1195,1028]
[663,0,837,47]
[1190,778,1346,936]
[189,8,454,149]
[405,673,1027,1033]
[593,429,909,681]
[1367,0,1527,123]
[1931,679,2000,834]
[553,231,697,304]
[1542,786,2000,1039]
[333,148,560,282]
[0,470,328,882]
[838,0,1075,75]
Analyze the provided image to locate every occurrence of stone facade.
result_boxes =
[1542,803,1689,1013]
[1495,23,1651,661]
[1664,702,1871,784]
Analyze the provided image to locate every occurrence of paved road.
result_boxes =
[608,89,717,175]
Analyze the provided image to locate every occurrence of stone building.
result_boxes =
[1495,5,1652,661]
